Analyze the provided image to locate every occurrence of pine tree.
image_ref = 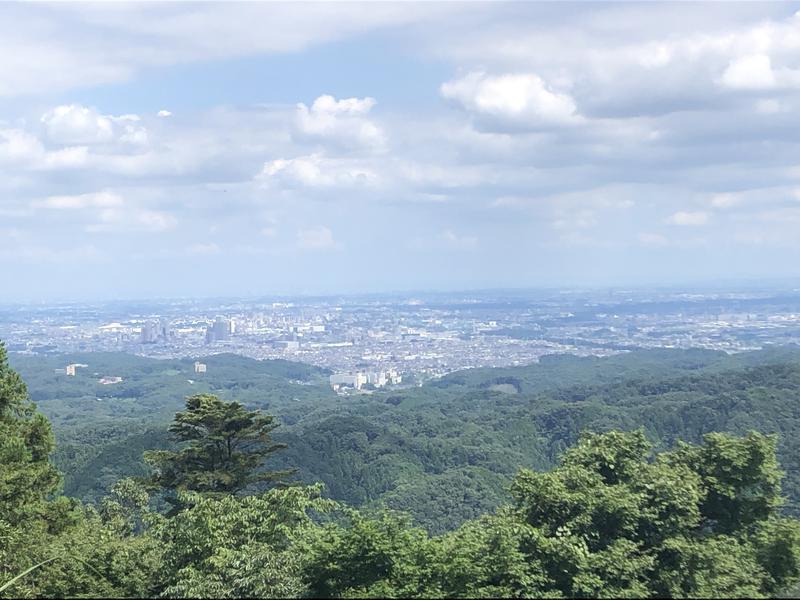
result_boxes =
[144,394,292,503]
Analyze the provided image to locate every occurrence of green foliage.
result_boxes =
[301,510,433,598]
[297,431,800,599]
[506,430,797,598]
[0,342,61,519]
[144,394,292,508]
[155,484,333,598]
[6,345,800,598]
[374,466,511,535]
[7,351,333,503]
[13,346,800,534]
[0,344,161,599]
[0,341,75,596]
[669,432,783,533]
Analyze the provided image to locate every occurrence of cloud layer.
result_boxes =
[2,2,800,300]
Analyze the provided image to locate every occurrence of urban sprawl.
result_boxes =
[2,287,800,393]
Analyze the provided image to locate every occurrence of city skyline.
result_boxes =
[3,2,800,301]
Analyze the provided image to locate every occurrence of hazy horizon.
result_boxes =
[4,275,800,307]
[3,2,800,302]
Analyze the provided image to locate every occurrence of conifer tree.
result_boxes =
[144,394,292,503]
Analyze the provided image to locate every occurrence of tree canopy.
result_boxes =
[3,348,800,598]
[144,393,292,502]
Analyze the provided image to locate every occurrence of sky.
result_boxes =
[2,1,800,302]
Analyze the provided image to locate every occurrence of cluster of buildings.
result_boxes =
[140,319,173,344]
[205,317,233,343]
[7,289,800,385]
[329,369,402,392]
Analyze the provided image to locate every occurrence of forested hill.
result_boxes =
[10,346,800,534]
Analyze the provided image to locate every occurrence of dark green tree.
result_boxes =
[0,341,77,593]
[298,430,800,599]
[0,342,62,519]
[1,343,161,598]
[155,485,332,598]
[144,394,292,502]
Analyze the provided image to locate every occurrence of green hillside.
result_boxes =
[5,343,800,598]
[11,347,800,533]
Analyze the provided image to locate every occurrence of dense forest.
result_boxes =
[11,345,800,533]
[3,341,800,597]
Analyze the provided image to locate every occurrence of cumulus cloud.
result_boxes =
[720,54,776,90]
[441,71,581,130]
[41,105,113,144]
[294,94,386,150]
[258,154,378,189]
[41,104,147,145]
[297,226,337,250]
[32,189,176,233]
[666,211,710,226]
[0,128,89,170]
[6,3,800,291]
[0,128,45,163]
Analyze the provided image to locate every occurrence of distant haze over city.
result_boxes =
[3,2,800,301]
[4,286,800,385]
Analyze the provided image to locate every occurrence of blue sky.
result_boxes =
[2,2,800,301]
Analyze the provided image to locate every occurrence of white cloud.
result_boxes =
[294,94,385,150]
[0,127,89,170]
[307,94,375,117]
[38,191,124,210]
[6,3,800,294]
[43,146,90,169]
[35,190,177,233]
[41,104,115,144]
[41,104,148,146]
[0,3,458,98]
[666,211,710,226]
[709,193,742,209]
[720,54,776,90]
[157,110,172,118]
[297,226,336,250]
[258,154,378,188]
[0,128,44,164]
[441,71,581,130]
[84,206,176,233]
